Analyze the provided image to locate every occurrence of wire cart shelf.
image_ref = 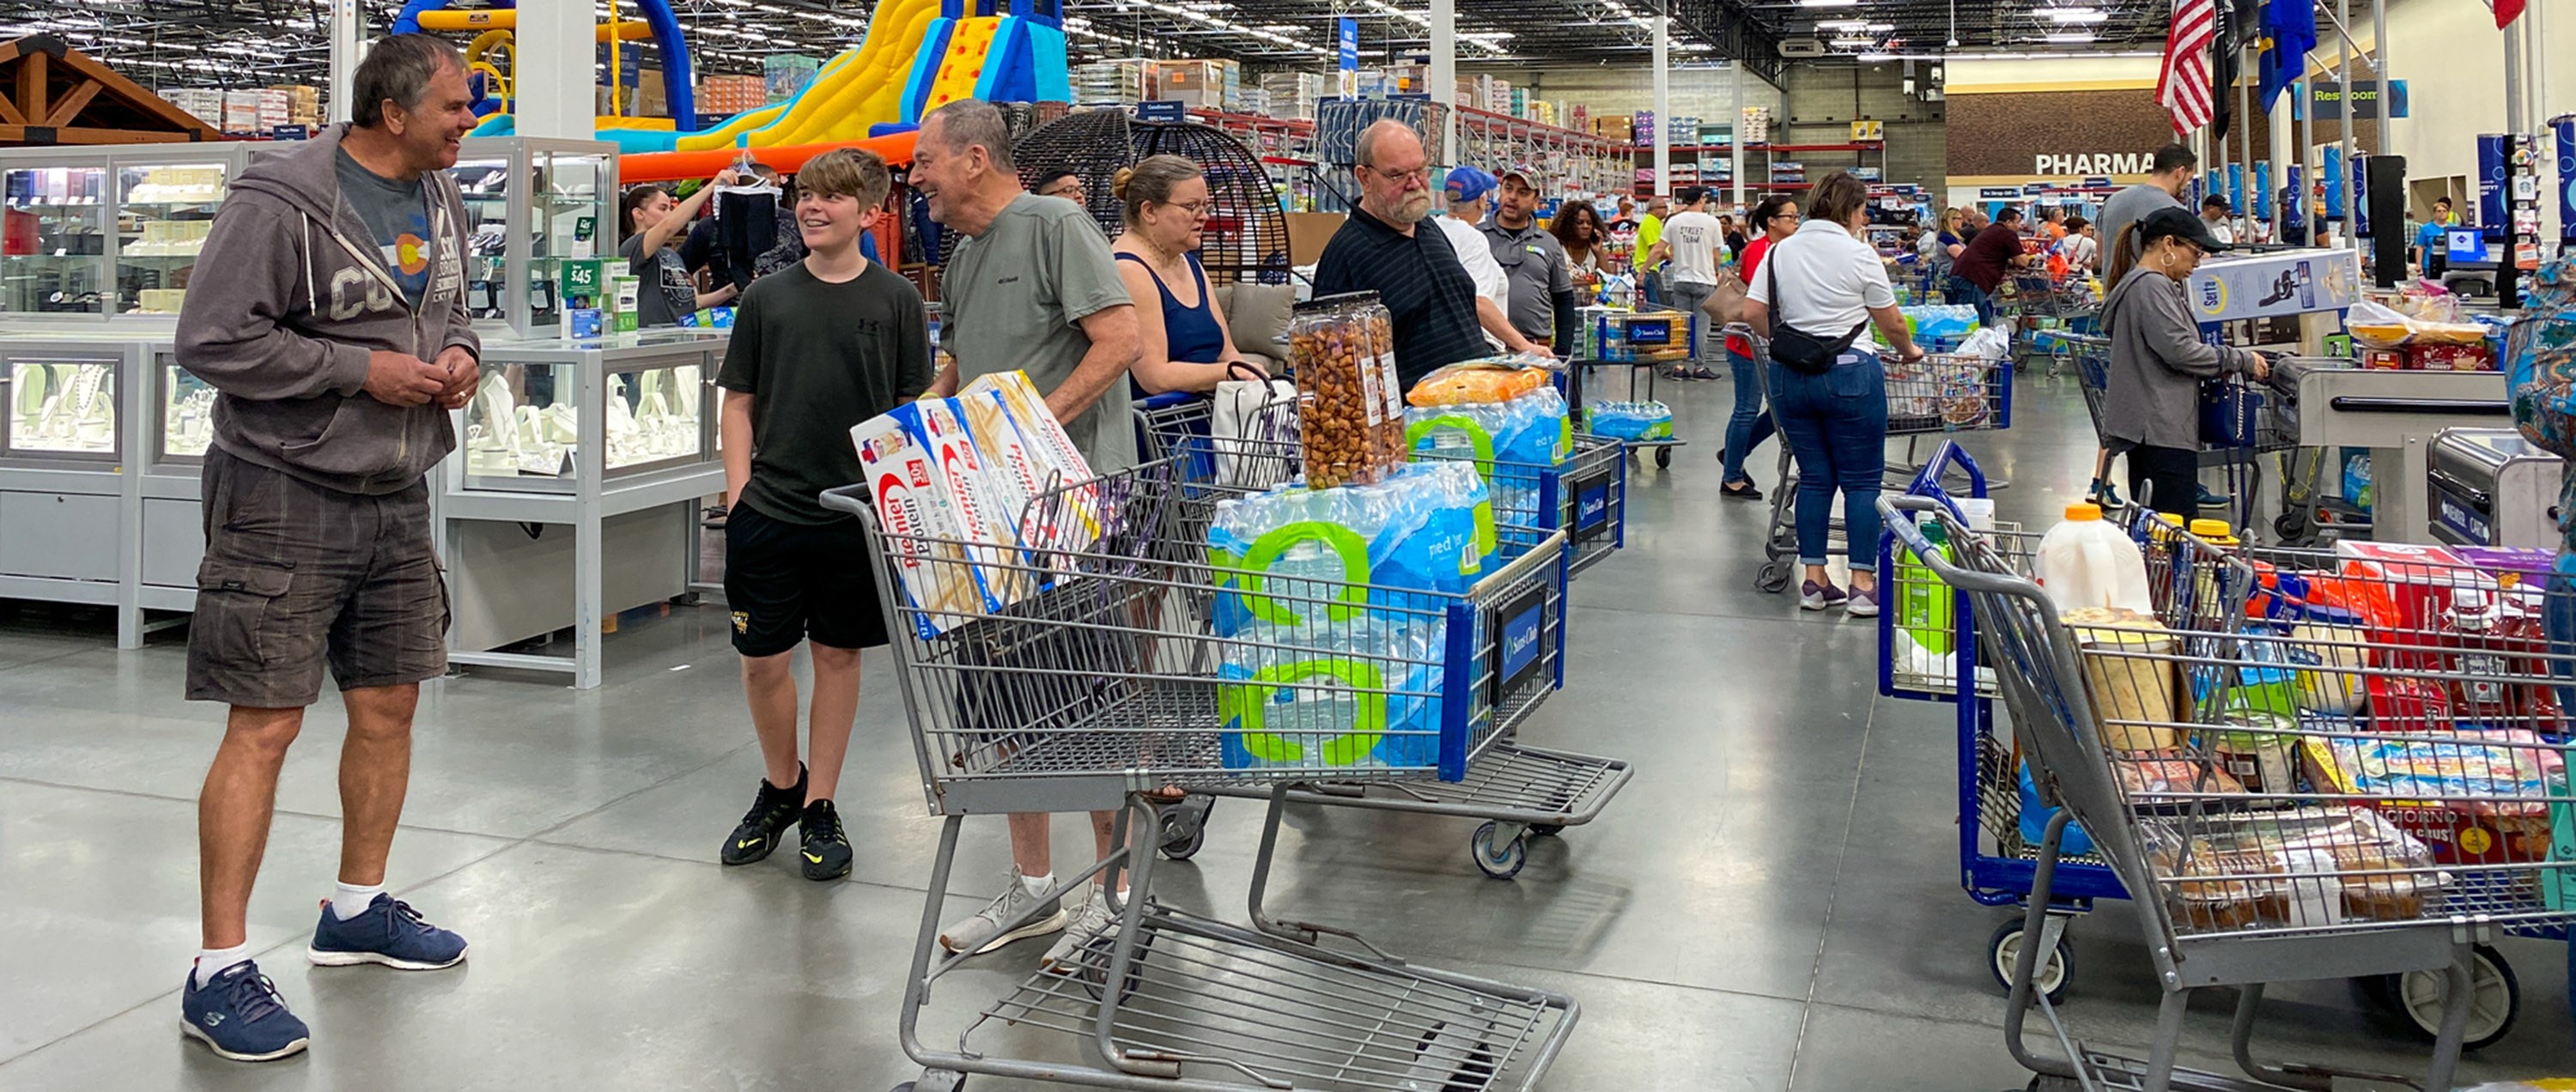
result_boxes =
[1132,393,1635,879]
[1741,325,2014,595]
[1880,494,2574,1089]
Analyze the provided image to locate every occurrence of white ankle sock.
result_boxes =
[193,944,252,988]
[331,881,386,921]
[1019,871,1054,899]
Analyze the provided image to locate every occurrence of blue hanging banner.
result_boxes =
[2225,163,2245,216]
[2252,161,2273,220]
[2478,134,2509,228]
[2351,154,2369,235]
[2322,146,2346,220]
[2555,117,2576,240]
[1338,18,1358,99]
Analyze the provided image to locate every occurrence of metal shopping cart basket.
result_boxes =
[1880,495,2574,1089]
[1133,393,1635,878]
[1875,442,2132,1008]
[823,458,1583,1091]
[1743,324,2014,594]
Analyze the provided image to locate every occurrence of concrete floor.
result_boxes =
[0,371,2568,1091]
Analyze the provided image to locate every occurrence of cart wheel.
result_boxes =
[1470,822,1528,879]
[1528,823,1564,838]
[1988,919,2073,1006]
[1654,446,1673,469]
[1755,561,1792,594]
[1416,1021,1501,1091]
[2026,1076,2086,1092]
[1157,797,1212,860]
[2373,943,2519,1051]
[1076,926,1156,1004]
[892,1072,965,1092]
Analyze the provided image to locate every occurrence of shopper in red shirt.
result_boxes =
[1719,195,1799,499]
[1953,204,2034,326]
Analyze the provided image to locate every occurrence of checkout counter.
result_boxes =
[2427,427,2563,549]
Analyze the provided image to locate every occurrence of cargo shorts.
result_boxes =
[185,447,450,708]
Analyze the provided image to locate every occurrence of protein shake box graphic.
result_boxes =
[956,387,1097,568]
[961,370,1101,545]
[912,397,1038,611]
[851,408,981,638]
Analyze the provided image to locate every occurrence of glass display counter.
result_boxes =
[458,335,712,489]
[3,353,120,459]
[0,145,252,325]
[159,355,215,461]
[450,136,617,338]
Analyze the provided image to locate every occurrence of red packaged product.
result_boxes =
[2366,675,2454,736]
[2333,542,2494,670]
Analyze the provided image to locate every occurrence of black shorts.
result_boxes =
[722,502,890,656]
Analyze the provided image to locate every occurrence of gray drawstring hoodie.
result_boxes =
[176,123,478,495]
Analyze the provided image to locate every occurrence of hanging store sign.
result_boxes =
[1338,19,1358,99]
[1979,187,2022,199]
[2030,152,2160,176]
[2294,80,2409,121]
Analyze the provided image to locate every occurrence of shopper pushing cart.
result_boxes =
[1741,170,1929,616]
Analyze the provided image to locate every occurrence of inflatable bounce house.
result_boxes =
[393,0,1067,161]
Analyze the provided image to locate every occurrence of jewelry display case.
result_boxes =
[458,335,713,490]
[450,136,617,339]
[5,355,119,458]
[439,330,727,689]
[3,161,111,317]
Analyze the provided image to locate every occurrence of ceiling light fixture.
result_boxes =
[2040,30,2096,42]
[2044,7,2108,22]
[1798,0,1860,8]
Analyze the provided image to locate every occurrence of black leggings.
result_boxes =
[2125,444,2200,517]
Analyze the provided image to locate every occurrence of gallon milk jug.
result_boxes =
[2035,502,2153,614]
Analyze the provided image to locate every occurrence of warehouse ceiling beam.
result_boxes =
[0,33,218,143]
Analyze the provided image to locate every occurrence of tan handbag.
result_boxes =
[1700,266,1753,326]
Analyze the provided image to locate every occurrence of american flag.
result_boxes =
[2156,0,2218,137]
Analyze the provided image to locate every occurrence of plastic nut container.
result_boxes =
[1290,292,1402,488]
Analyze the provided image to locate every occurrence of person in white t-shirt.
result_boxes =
[1742,170,1925,617]
[2200,194,2237,245]
[1643,185,1724,379]
[1436,165,1516,350]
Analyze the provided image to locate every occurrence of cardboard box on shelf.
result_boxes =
[222,89,260,134]
[1152,59,1230,108]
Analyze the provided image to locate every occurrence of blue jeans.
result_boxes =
[1722,348,1777,485]
[1640,267,1665,306]
[1770,350,1888,571]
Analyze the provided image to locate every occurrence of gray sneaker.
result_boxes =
[939,867,1068,956]
[1040,887,1117,974]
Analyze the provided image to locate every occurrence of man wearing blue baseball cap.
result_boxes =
[1482,163,1577,355]
[1437,166,1514,349]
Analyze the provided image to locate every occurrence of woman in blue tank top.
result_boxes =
[1109,155,1266,394]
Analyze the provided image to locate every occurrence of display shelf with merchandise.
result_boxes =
[115,162,228,315]
[438,330,726,689]
[1631,140,1886,200]
[0,336,142,634]
[447,136,617,339]
[5,166,111,317]
[1455,106,1631,200]
[4,356,118,458]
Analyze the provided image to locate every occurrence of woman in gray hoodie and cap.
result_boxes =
[2098,205,2270,517]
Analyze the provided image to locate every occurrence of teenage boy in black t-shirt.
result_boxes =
[713,148,931,881]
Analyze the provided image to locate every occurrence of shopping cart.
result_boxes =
[1880,496,2574,1089]
[1875,442,2131,1007]
[825,458,1583,1090]
[1743,324,2014,594]
[1133,394,1635,878]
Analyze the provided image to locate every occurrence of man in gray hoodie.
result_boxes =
[171,34,481,1064]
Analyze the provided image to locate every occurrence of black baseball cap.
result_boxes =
[2136,205,2233,253]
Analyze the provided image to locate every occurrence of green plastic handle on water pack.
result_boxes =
[1210,519,1372,627]
[1406,415,1499,559]
[1218,658,1388,766]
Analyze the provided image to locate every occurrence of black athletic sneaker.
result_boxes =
[799,799,853,881]
[720,765,805,865]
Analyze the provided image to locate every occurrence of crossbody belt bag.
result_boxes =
[1765,256,1868,376]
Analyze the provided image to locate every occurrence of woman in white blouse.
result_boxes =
[1743,171,1926,617]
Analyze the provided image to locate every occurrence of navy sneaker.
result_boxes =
[307,894,467,970]
[180,961,310,1062]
